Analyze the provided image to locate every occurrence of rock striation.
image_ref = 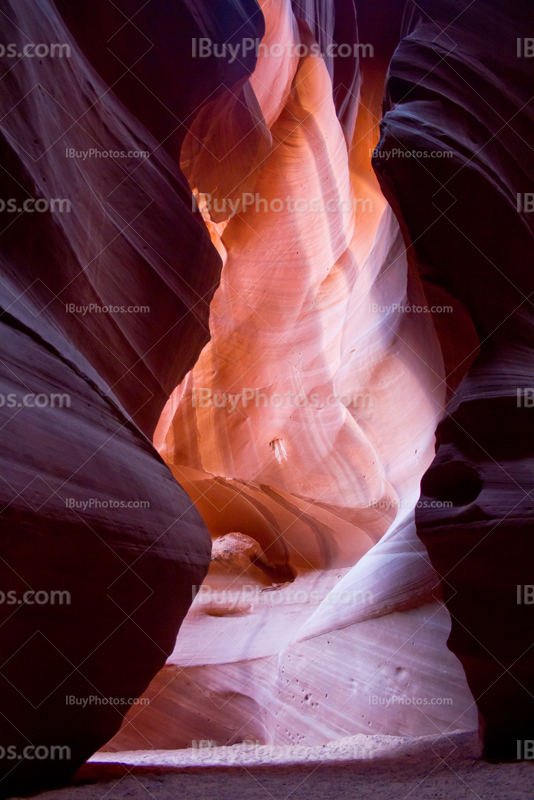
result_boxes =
[108,0,481,753]
[374,0,534,760]
[1,0,530,786]
[0,0,263,793]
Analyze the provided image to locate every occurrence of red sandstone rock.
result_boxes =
[1,0,530,785]
[108,0,479,752]
[0,0,262,794]
[375,0,534,761]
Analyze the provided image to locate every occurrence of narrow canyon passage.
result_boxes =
[0,0,532,797]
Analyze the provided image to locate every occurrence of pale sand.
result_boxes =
[19,730,534,800]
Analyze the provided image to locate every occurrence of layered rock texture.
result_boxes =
[1,0,531,792]
[0,0,263,794]
[107,0,481,754]
[374,0,534,760]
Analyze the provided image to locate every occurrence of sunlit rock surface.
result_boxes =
[107,0,480,752]
[1,0,529,789]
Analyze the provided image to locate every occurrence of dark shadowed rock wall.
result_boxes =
[374,0,534,760]
[0,0,262,793]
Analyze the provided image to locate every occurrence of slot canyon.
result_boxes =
[0,0,533,797]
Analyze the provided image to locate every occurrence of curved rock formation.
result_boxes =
[0,0,263,793]
[2,0,529,784]
[0,313,209,795]
[374,0,534,761]
[107,0,480,752]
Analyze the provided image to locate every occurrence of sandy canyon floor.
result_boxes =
[20,731,533,800]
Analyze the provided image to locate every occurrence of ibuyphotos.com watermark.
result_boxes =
[369,695,453,707]
[192,585,374,609]
[191,39,374,63]
[368,499,453,510]
[517,586,534,604]
[517,741,534,759]
[516,193,534,212]
[192,389,374,412]
[66,696,149,707]
[65,148,150,161]
[191,739,375,761]
[370,148,454,160]
[193,192,374,218]
[0,590,70,606]
[369,303,453,314]
[517,39,534,57]
[0,198,71,213]
[0,43,71,58]
[65,303,150,315]
[0,393,71,409]
[0,745,71,761]
[516,388,534,406]
[65,499,150,511]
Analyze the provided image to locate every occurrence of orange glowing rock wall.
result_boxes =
[108,0,479,750]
